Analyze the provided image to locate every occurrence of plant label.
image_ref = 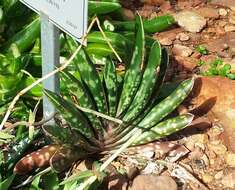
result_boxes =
[20,0,88,41]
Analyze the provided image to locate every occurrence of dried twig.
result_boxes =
[95,18,122,63]
[3,113,56,132]
[0,17,98,130]
[75,104,123,124]
[12,167,52,189]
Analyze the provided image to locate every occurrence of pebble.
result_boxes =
[174,11,207,33]
[130,175,177,190]
[229,15,235,25]
[192,134,209,144]
[196,7,219,19]
[201,154,210,166]
[174,56,198,71]
[141,0,165,5]
[208,143,227,155]
[221,172,235,188]
[176,33,190,41]
[172,44,193,57]
[219,8,228,16]
[218,20,227,27]
[215,171,224,180]
[158,38,173,46]
[211,0,235,11]
[202,173,214,183]
[208,125,223,139]
[122,8,135,20]
[225,153,235,167]
[224,25,235,32]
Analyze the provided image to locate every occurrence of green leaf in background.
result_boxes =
[0,174,15,190]
[60,170,95,186]
[43,171,60,190]
[30,175,42,190]
[0,131,14,140]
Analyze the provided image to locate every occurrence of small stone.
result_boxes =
[160,2,172,12]
[215,171,224,180]
[158,38,173,46]
[122,8,135,20]
[207,150,217,159]
[141,0,165,5]
[225,153,235,167]
[201,154,210,166]
[210,159,215,165]
[174,11,207,33]
[210,140,221,145]
[229,15,235,25]
[189,146,204,159]
[224,25,235,32]
[218,20,227,27]
[176,33,190,41]
[208,143,227,155]
[219,8,228,16]
[174,56,198,71]
[192,134,209,144]
[202,173,214,183]
[208,125,223,139]
[196,7,219,18]
[172,44,193,57]
[222,172,235,188]
[211,0,235,11]
[155,28,182,46]
[130,175,177,190]
[107,173,128,190]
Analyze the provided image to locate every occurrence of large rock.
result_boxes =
[189,76,235,152]
[174,11,207,33]
[204,33,235,53]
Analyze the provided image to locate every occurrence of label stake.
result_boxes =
[41,13,60,124]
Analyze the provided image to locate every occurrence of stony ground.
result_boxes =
[98,1,235,190]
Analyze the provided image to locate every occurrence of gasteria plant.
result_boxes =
[13,15,194,177]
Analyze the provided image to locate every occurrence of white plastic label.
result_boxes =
[20,0,88,41]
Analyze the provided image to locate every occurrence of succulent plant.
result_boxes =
[13,15,194,176]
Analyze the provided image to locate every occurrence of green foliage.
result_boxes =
[0,174,15,190]
[201,58,235,79]
[0,1,180,189]
[42,15,194,179]
[195,45,208,55]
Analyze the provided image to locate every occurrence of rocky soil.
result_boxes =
[100,1,235,190]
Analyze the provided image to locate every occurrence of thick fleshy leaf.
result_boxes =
[139,78,194,129]
[123,41,162,122]
[116,13,145,117]
[43,125,98,151]
[103,58,118,117]
[109,78,194,146]
[73,48,108,114]
[132,114,194,146]
[61,71,104,139]
[14,145,60,175]
[111,48,169,140]
[44,90,96,142]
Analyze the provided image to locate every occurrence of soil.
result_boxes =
[104,1,235,190]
